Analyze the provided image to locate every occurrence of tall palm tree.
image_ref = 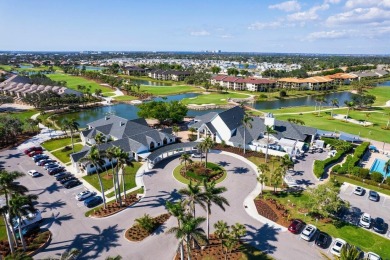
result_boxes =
[180,153,192,171]
[265,125,277,163]
[172,125,180,136]
[242,113,253,155]
[382,159,390,183]
[0,206,14,254]
[80,145,107,208]
[94,132,105,145]
[165,200,186,260]
[62,118,80,153]
[315,96,327,116]
[114,147,132,201]
[106,146,118,202]
[201,136,214,168]
[214,220,229,250]
[344,100,354,121]
[340,244,362,260]
[202,180,229,239]
[9,194,38,251]
[179,181,205,218]
[168,214,207,260]
[271,167,284,192]
[257,174,268,194]
[330,98,339,118]
[197,142,205,163]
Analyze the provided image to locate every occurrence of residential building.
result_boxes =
[326,73,357,85]
[148,70,191,81]
[123,66,148,76]
[210,75,276,91]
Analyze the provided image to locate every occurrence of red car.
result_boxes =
[24,146,43,155]
[288,219,304,234]
[28,150,43,157]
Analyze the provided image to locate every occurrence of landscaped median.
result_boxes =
[172,162,227,185]
[125,213,171,242]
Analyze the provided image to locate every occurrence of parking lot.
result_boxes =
[339,182,390,239]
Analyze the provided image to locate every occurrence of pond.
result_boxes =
[75,66,105,71]
[19,64,34,69]
[248,91,355,110]
[377,81,390,87]
[129,79,172,86]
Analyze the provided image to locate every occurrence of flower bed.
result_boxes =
[0,230,51,257]
[91,194,139,218]
[125,213,171,242]
[214,144,265,159]
[254,197,290,227]
[180,162,224,183]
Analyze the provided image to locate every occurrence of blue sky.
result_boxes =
[0,0,389,54]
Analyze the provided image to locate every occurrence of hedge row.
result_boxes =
[313,150,347,178]
[336,174,390,189]
[336,142,370,175]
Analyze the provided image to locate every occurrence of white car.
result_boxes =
[191,153,205,158]
[328,150,337,157]
[367,252,382,260]
[27,170,40,177]
[330,238,346,257]
[353,186,365,196]
[75,190,95,201]
[300,224,317,241]
[359,213,371,228]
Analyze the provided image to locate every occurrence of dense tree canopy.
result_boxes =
[137,101,188,124]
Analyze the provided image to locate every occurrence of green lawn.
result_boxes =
[333,174,390,196]
[112,95,138,101]
[181,92,250,105]
[172,163,227,185]
[41,137,80,151]
[1,109,38,122]
[0,64,13,71]
[106,162,142,198]
[267,191,390,257]
[83,162,142,193]
[47,73,112,93]
[140,85,201,96]
[52,144,83,163]
[366,87,390,106]
[0,217,7,241]
[277,108,390,143]
[101,92,116,97]
[247,156,283,188]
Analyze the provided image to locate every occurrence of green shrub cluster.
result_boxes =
[322,138,353,151]
[314,150,346,178]
[335,142,370,175]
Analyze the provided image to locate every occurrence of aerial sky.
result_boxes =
[0,0,389,54]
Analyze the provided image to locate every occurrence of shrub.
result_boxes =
[61,146,72,152]
[313,150,346,178]
[337,166,348,175]
[358,168,370,179]
[371,171,384,183]
[135,214,156,233]
[279,90,287,97]
[387,177,390,185]
[332,165,341,174]
[259,94,268,99]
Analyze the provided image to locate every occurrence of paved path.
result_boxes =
[0,148,331,260]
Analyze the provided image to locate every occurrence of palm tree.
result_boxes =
[364,112,371,126]
[165,200,186,260]
[61,118,79,153]
[94,132,105,145]
[280,155,294,171]
[340,244,362,260]
[4,252,33,260]
[257,173,268,194]
[179,181,205,217]
[80,145,107,208]
[168,214,207,260]
[0,206,15,254]
[59,248,81,260]
[214,220,229,250]
[242,113,253,155]
[135,214,156,233]
[201,136,214,167]
[382,159,390,183]
[344,100,354,121]
[172,125,180,136]
[197,142,205,163]
[271,167,284,192]
[115,147,132,201]
[202,180,229,239]
[106,146,118,202]
[105,256,122,260]
[9,194,38,251]
[264,125,277,163]
[315,96,327,116]
[330,98,339,118]
[180,153,192,171]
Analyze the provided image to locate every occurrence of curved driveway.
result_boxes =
[2,148,325,259]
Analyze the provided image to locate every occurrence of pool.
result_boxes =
[370,158,388,176]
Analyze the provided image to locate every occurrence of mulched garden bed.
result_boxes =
[125,213,171,242]
[180,162,224,183]
[91,194,140,218]
[254,197,290,227]
[0,230,51,257]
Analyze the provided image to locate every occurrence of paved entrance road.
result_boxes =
[1,148,327,259]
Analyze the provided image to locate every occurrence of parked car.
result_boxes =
[28,150,43,157]
[27,170,40,177]
[48,167,65,175]
[63,179,82,189]
[315,231,329,248]
[288,219,304,234]
[84,196,103,208]
[54,171,70,178]
[75,190,96,201]
[191,153,205,158]
[369,190,379,202]
[353,186,365,196]
[300,224,317,241]
[33,155,49,163]
[359,213,371,228]
[366,252,382,260]
[60,176,77,184]
[373,217,386,234]
[56,173,73,181]
[24,146,43,155]
[32,153,47,160]
[37,159,55,166]
[330,238,346,257]
[15,222,40,239]
[44,162,59,170]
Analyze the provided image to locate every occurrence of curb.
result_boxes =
[26,230,52,257]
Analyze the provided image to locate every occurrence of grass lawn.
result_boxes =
[172,163,227,185]
[47,73,112,93]
[52,144,83,163]
[266,191,390,257]
[333,174,390,196]
[41,137,80,151]
[1,109,38,122]
[83,162,142,193]
[239,243,274,260]
[0,217,7,241]
[120,75,181,85]
[0,64,13,71]
[181,92,250,105]
[366,87,390,106]
[101,92,116,97]
[247,156,283,188]
[260,106,319,114]
[112,95,138,101]
[140,85,201,96]
[277,108,390,143]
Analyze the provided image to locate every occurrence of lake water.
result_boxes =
[129,79,172,86]
[19,64,34,69]
[377,81,390,87]
[248,91,355,110]
[75,66,105,71]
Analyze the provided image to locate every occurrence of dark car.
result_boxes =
[369,190,380,202]
[84,196,103,208]
[56,173,73,181]
[15,222,40,239]
[48,167,65,175]
[44,162,59,170]
[28,150,43,157]
[373,217,387,234]
[315,231,329,248]
[24,146,43,155]
[38,159,56,166]
[288,219,304,234]
[33,155,49,162]
[63,179,81,189]
[60,176,77,184]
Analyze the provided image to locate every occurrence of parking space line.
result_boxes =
[76,202,84,207]
[63,186,84,194]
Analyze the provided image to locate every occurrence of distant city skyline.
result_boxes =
[0,0,389,54]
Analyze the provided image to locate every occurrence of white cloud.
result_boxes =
[190,30,210,36]
[325,0,341,3]
[269,1,301,12]
[219,34,233,38]
[306,30,351,41]
[287,4,329,21]
[248,21,283,30]
[326,7,390,25]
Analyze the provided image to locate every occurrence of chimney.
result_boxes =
[105,116,109,120]
[119,121,125,126]
[264,113,275,129]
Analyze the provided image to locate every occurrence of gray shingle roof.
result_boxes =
[148,141,199,161]
[218,106,244,131]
